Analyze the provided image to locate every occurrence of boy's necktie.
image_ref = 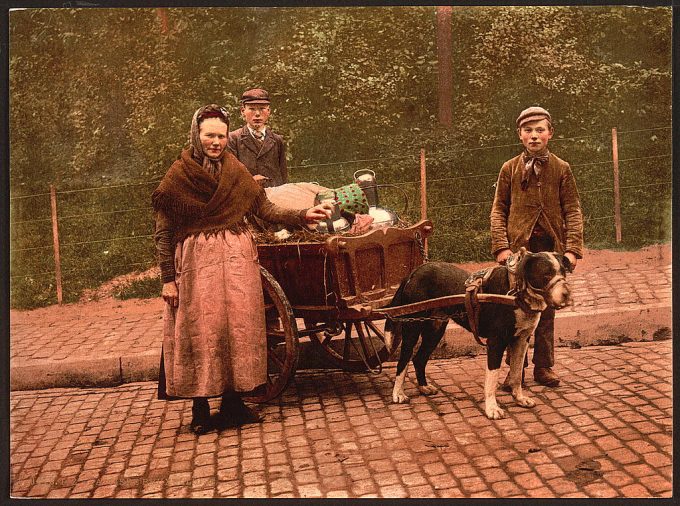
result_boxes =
[521,151,549,190]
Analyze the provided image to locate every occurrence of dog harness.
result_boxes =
[463,267,496,346]
[463,251,524,346]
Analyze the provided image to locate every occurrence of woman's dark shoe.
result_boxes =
[190,398,212,435]
[218,394,263,428]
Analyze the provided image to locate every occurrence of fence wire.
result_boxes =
[10,129,671,292]
[10,261,157,280]
[11,234,154,254]
[11,207,151,226]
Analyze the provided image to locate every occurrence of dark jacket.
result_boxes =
[228,126,288,188]
[490,152,584,258]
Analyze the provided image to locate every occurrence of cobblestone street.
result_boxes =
[10,340,672,499]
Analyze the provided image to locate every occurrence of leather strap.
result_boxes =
[465,280,486,346]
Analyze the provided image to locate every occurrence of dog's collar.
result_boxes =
[526,275,566,297]
[506,269,542,313]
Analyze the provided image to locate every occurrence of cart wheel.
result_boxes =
[243,267,299,403]
[309,319,401,373]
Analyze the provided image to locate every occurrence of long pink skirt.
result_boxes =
[161,229,267,398]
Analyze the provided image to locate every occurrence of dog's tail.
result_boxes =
[384,275,411,350]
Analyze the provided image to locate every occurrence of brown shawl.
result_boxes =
[152,147,262,240]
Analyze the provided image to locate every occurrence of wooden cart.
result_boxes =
[244,220,515,403]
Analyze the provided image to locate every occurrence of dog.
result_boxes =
[384,248,572,419]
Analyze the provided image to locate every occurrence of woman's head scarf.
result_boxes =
[190,104,230,178]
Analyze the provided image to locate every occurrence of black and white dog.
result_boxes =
[384,248,572,419]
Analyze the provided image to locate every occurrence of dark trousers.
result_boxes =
[528,234,555,368]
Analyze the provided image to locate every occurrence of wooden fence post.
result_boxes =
[156,8,170,34]
[50,185,63,304]
[611,128,622,243]
[420,148,428,257]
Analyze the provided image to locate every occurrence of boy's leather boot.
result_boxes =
[534,367,560,387]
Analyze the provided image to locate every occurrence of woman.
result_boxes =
[152,104,331,434]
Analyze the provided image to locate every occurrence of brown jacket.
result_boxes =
[228,126,288,187]
[490,152,584,258]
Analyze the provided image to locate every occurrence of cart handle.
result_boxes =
[364,293,517,319]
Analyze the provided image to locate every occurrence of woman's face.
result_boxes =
[199,117,228,158]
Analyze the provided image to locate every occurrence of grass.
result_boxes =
[113,277,162,300]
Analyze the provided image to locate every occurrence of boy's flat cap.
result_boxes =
[241,88,271,104]
[516,106,552,128]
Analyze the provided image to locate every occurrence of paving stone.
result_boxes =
[428,472,458,490]
[9,339,672,499]
[638,475,672,496]
[185,472,213,490]
[619,483,652,497]
[505,459,531,475]
[379,483,408,498]
[297,484,323,498]
[45,487,71,498]
[459,476,487,494]
[401,472,428,487]
[513,471,543,491]
[606,447,640,465]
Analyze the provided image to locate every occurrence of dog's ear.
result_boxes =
[522,289,549,312]
[559,254,574,273]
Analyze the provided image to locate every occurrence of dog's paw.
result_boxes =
[392,391,410,403]
[485,405,506,420]
[514,395,536,408]
[418,385,438,396]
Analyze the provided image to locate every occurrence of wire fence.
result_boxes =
[9,125,672,305]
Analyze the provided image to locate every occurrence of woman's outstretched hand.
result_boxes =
[304,202,334,224]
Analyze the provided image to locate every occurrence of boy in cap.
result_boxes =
[490,106,584,388]
[228,88,288,188]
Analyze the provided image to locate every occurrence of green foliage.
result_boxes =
[113,276,162,300]
[9,6,672,308]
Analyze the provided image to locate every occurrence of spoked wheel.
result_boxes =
[309,319,401,373]
[243,267,299,403]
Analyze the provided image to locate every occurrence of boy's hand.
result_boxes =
[253,175,270,186]
[495,248,513,265]
[564,251,577,270]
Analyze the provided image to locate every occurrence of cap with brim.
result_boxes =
[516,106,552,128]
[241,88,271,105]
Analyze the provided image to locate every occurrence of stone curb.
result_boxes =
[9,304,672,392]
[10,351,160,392]
[431,302,673,359]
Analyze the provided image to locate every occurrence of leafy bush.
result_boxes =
[8,6,672,308]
